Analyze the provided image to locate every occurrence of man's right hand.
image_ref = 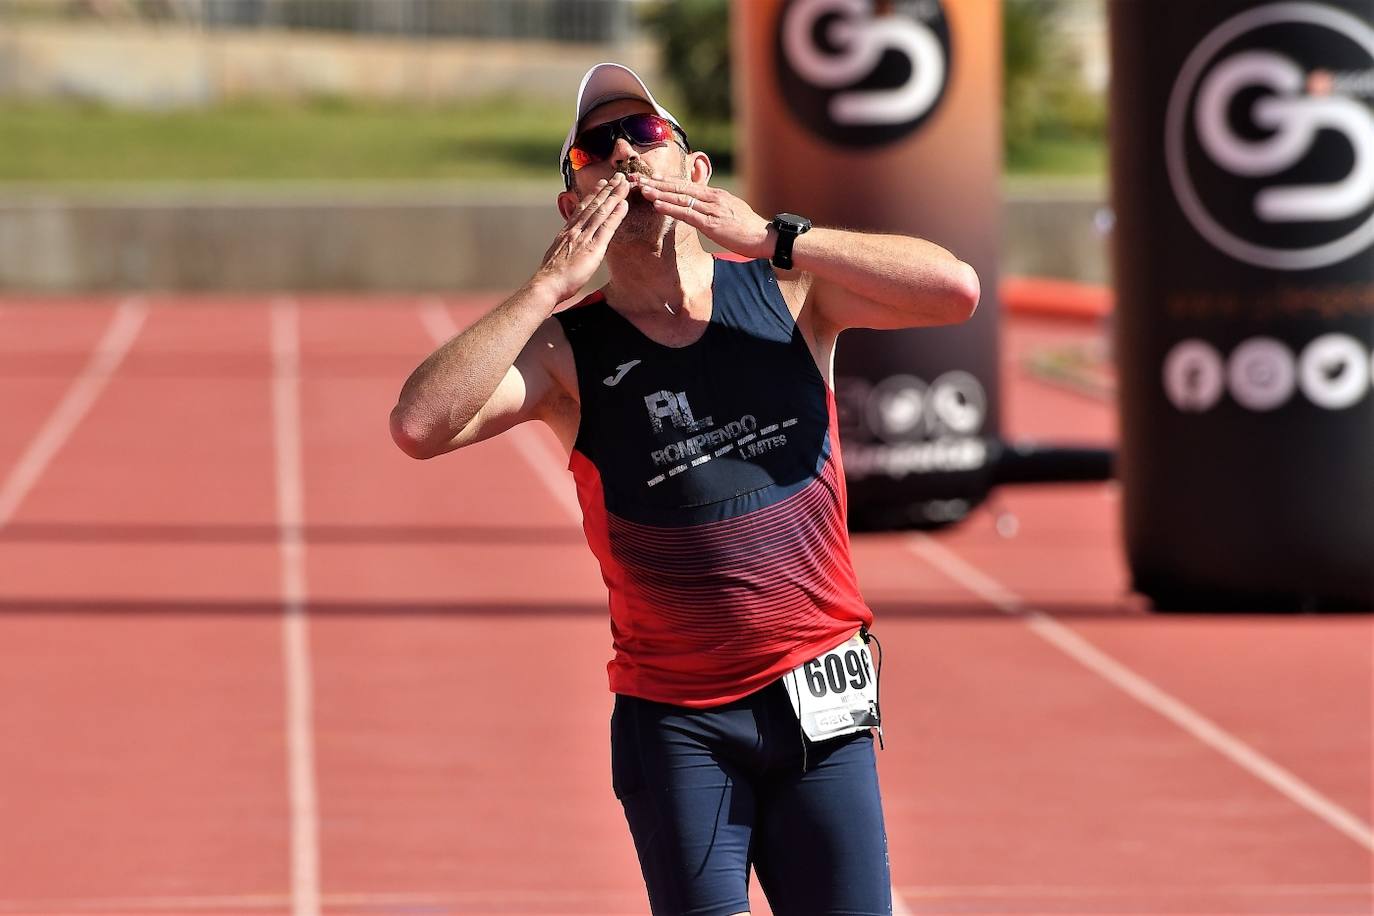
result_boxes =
[534,173,632,304]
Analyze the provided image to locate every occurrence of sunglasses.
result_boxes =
[564,113,689,182]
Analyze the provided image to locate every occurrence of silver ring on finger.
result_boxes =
[686,196,697,212]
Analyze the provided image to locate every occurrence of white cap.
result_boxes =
[558,62,683,182]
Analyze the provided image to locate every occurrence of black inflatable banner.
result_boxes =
[733,0,1003,528]
[1110,0,1374,608]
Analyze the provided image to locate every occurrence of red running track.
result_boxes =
[0,295,1368,915]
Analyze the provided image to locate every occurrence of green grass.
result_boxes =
[1005,136,1106,177]
[0,97,576,183]
[0,98,1101,184]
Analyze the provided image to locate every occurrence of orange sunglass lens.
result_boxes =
[567,147,595,172]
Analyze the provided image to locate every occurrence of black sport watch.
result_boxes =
[770,212,812,271]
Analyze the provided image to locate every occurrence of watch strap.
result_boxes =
[770,213,811,271]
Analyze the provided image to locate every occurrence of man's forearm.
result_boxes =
[390,278,559,455]
[789,227,979,321]
[627,174,976,326]
[389,172,632,457]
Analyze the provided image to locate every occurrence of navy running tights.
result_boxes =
[611,681,892,916]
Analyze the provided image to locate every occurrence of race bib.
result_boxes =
[782,632,881,743]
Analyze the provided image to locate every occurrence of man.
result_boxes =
[391,63,978,916]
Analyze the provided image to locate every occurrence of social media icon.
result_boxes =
[865,375,928,443]
[1299,333,1370,409]
[1228,337,1296,411]
[929,370,987,435]
[1163,339,1225,412]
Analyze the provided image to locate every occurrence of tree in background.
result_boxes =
[639,0,733,124]
[1003,0,1105,165]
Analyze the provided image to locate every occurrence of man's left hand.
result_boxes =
[628,174,773,261]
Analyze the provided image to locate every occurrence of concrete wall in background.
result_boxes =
[0,185,1109,292]
[0,24,657,107]
[0,185,562,290]
[1000,185,1111,285]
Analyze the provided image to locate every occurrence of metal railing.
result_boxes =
[1,0,643,42]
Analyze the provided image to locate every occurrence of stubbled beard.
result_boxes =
[617,187,667,242]
[583,154,687,244]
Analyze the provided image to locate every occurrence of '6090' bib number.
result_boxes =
[783,633,881,742]
[803,645,872,697]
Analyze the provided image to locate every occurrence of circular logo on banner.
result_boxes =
[928,370,987,434]
[865,374,929,442]
[776,0,952,147]
[1165,3,1374,270]
[1163,339,1226,412]
[1227,336,1297,410]
[1299,332,1370,408]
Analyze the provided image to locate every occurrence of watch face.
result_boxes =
[775,213,811,232]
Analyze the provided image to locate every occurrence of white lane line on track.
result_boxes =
[417,298,582,522]
[907,532,1374,855]
[892,882,1374,899]
[507,421,584,522]
[0,884,1369,913]
[419,297,913,912]
[270,298,322,916]
[0,297,147,528]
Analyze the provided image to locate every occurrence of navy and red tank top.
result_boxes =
[556,255,872,707]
